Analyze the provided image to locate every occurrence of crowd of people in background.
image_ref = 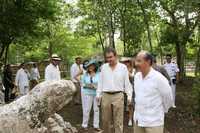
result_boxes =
[1,47,180,133]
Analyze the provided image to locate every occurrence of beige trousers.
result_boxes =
[101,92,124,133]
[134,123,164,133]
[73,82,81,104]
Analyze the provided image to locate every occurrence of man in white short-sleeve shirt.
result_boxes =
[134,51,173,133]
[163,54,179,107]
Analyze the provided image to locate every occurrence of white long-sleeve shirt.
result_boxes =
[70,63,83,82]
[134,68,173,127]
[30,68,40,80]
[15,68,30,88]
[97,62,133,101]
[45,63,61,81]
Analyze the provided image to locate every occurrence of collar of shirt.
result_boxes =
[97,62,133,101]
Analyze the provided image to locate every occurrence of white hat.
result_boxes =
[51,54,61,61]
[120,57,132,62]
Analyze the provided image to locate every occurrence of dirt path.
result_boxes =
[59,78,200,133]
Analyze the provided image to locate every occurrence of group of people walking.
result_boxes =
[2,62,40,103]
[2,48,179,133]
[70,48,179,133]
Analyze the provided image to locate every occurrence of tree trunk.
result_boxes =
[96,19,105,52]
[122,0,127,55]
[0,45,6,59]
[108,13,115,49]
[136,0,153,52]
[195,47,200,76]
[48,42,53,58]
[176,41,186,80]
[155,31,163,64]
[4,44,9,65]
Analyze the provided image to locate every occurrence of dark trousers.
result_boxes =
[4,86,10,103]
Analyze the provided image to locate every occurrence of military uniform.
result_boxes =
[163,63,179,106]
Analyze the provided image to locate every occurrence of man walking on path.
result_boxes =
[45,54,61,81]
[15,63,30,96]
[134,51,173,133]
[96,48,133,133]
[70,57,83,104]
[163,54,179,107]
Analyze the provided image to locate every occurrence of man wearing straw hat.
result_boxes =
[45,54,61,81]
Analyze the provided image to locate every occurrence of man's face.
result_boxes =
[135,54,149,72]
[21,65,25,69]
[166,56,172,63]
[105,52,116,65]
[52,60,60,66]
[76,58,82,65]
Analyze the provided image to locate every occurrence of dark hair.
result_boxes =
[4,64,11,72]
[87,63,98,73]
[144,52,153,65]
[105,47,117,56]
[75,57,81,60]
[166,54,172,58]
[151,53,157,63]
[20,63,25,68]
[33,63,37,68]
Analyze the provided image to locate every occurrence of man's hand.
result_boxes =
[127,99,132,106]
[96,97,101,107]
[79,69,83,75]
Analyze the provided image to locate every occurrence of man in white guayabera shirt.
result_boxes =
[15,63,30,96]
[134,51,173,133]
[163,54,179,107]
[45,54,61,82]
[96,47,132,133]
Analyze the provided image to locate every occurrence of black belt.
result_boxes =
[103,91,123,94]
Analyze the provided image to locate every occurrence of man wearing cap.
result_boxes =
[70,57,83,104]
[97,48,132,133]
[163,54,179,107]
[45,54,61,81]
[15,63,30,96]
[134,51,173,133]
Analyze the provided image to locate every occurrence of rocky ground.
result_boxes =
[59,77,200,133]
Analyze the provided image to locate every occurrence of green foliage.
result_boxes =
[0,0,62,63]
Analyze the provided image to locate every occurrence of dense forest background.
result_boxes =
[0,1,200,131]
[0,0,200,79]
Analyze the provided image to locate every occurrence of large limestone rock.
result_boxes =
[0,80,76,133]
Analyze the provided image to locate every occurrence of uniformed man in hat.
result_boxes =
[163,54,179,107]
